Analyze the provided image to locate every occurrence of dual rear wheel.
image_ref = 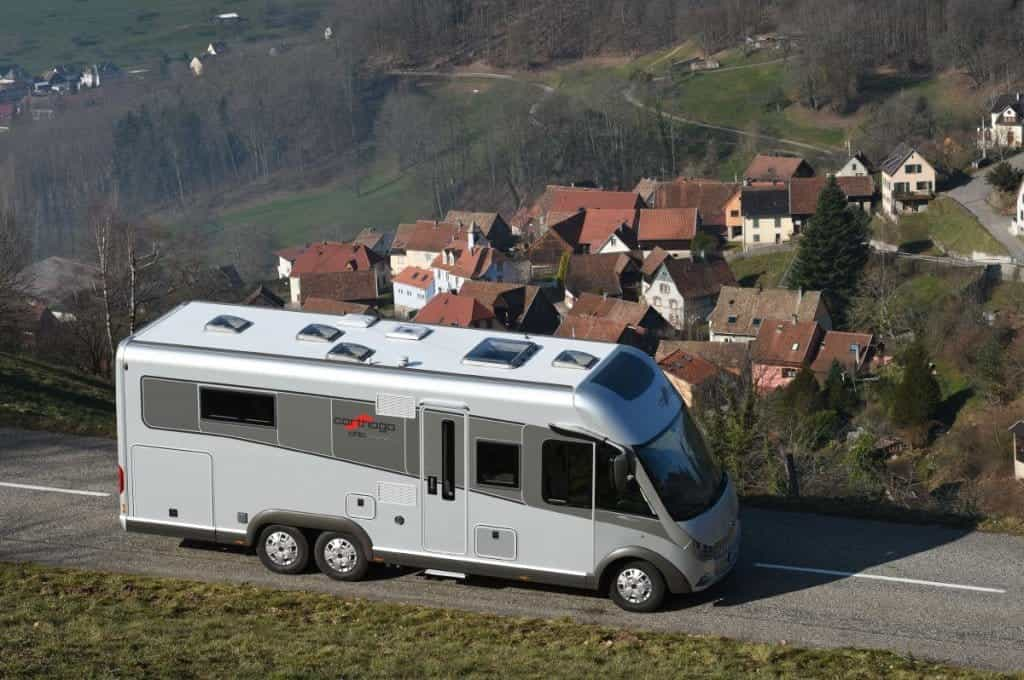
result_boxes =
[256,525,368,581]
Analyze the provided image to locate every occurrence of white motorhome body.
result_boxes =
[116,301,739,610]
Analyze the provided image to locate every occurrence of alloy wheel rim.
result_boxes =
[325,538,358,573]
[616,568,653,604]
[265,531,299,567]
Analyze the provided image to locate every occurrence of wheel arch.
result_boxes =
[247,510,373,559]
[596,547,691,595]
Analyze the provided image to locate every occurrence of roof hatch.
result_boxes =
[463,338,539,369]
[296,324,343,343]
[386,324,432,341]
[337,314,379,329]
[326,342,375,364]
[205,315,252,334]
[552,349,598,370]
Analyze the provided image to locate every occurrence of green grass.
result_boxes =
[0,353,114,438]
[729,249,796,288]
[0,561,1000,679]
[876,198,1009,257]
[0,0,326,72]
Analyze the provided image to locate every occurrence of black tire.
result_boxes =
[256,524,310,575]
[314,531,369,581]
[608,560,667,613]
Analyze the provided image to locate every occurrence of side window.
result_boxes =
[200,387,276,427]
[541,440,592,509]
[595,444,655,517]
[476,440,520,488]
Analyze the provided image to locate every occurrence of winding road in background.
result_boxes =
[944,153,1024,261]
[1,429,1022,672]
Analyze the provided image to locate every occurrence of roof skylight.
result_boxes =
[386,324,432,341]
[326,342,375,363]
[297,324,343,343]
[337,314,379,329]
[205,315,252,334]
[463,338,540,369]
[552,350,598,370]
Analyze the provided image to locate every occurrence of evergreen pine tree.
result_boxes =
[780,365,822,414]
[823,359,857,417]
[789,176,870,327]
[891,342,941,427]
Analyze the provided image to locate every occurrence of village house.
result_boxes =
[302,298,375,316]
[751,319,825,392]
[789,175,875,230]
[635,208,699,256]
[573,209,639,254]
[444,210,515,252]
[658,349,725,408]
[565,293,670,353]
[286,242,389,305]
[836,152,874,178]
[809,330,875,380]
[392,266,436,319]
[292,270,383,308]
[709,286,831,343]
[511,185,644,235]
[351,227,394,256]
[744,154,814,183]
[650,179,743,242]
[1006,421,1024,480]
[880,143,935,219]
[431,233,508,294]
[979,94,1024,151]
[414,292,498,329]
[389,220,486,275]
[641,255,736,331]
[554,316,646,349]
[457,281,561,335]
[240,285,285,308]
[563,252,643,308]
[656,340,752,381]
[740,184,794,247]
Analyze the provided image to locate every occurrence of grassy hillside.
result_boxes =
[0,353,114,438]
[0,0,326,72]
[0,562,995,679]
[871,198,1009,257]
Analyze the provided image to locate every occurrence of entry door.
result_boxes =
[421,409,467,555]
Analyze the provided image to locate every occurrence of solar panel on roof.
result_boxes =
[205,315,252,334]
[463,338,540,369]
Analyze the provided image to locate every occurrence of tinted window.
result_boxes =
[542,440,592,509]
[595,444,655,517]
[200,387,275,427]
[476,441,520,488]
[590,352,654,400]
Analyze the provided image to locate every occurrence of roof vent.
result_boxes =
[463,338,540,369]
[297,324,343,343]
[205,315,252,334]
[386,324,432,341]
[326,342,375,363]
[337,314,378,329]
[552,350,598,370]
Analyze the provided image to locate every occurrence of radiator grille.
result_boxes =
[377,481,417,506]
[376,393,416,419]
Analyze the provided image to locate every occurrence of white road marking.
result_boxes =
[755,562,1006,594]
[0,482,110,498]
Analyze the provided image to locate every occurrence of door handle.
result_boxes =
[427,476,438,495]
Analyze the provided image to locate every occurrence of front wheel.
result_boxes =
[314,531,369,581]
[608,560,666,613]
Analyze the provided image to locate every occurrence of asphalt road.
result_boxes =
[1,428,1022,672]
[945,153,1024,260]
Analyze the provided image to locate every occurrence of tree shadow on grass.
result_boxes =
[936,387,974,429]
[3,369,115,415]
[738,272,766,287]
[898,239,934,255]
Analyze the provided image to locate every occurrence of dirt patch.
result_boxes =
[785,102,864,131]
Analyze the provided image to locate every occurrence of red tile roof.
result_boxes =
[637,208,698,242]
[404,220,472,254]
[554,316,632,343]
[302,298,374,315]
[810,330,874,374]
[660,258,737,298]
[659,349,720,386]
[744,154,811,181]
[275,245,308,262]
[548,187,643,212]
[296,270,380,303]
[578,209,638,251]
[392,266,434,290]
[290,242,382,277]
[569,293,650,326]
[415,293,496,328]
[431,243,506,279]
[752,320,822,367]
[789,176,876,216]
[653,180,740,227]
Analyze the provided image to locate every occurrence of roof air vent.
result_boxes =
[337,314,379,329]
[205,315,252,334]
[552,350,598,370]
[386,324,432,341]
[297,324,343,343]
[326,342,375,363]
[463,338,540,369]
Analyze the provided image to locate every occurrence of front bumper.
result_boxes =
[691,519,741,592]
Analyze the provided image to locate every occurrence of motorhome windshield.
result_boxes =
[634,408,723,522]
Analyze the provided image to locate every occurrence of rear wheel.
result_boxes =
[257,524,309,575]
[314,531,369,581]
[608,560,666,613]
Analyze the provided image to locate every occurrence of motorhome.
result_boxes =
[116,301,739,611]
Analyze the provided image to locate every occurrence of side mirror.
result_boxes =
[612,452,634,493]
